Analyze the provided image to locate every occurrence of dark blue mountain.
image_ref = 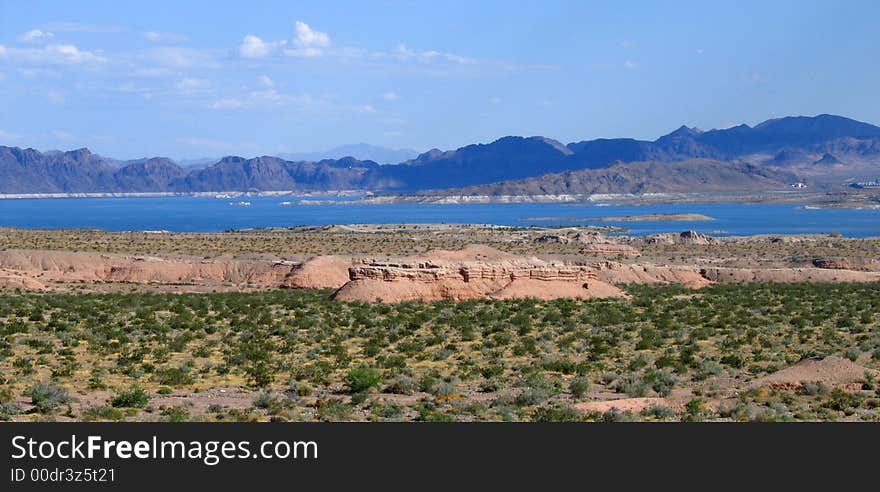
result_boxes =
[1,114,878,193]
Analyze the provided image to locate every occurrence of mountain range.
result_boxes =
[1,114,878,195]
[278,143,420,165]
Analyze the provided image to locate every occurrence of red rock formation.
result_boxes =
[592,261,713,289]
[281,255,354,289]
[333,253,628,303]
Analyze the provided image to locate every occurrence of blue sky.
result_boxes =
[0,0,878,159]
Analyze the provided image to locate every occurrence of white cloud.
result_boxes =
[234,21,513,72]
[381,91,400,101]
[144,46,215,68]
[47,89,66,104]
[49,44,105,63]
[3,44,107,65]
[144,31,188,43]
[239,35,284,58]
[624,60,638,69]
[175,77,209,91]
[258,75,275,88]
[284,21,331,57]
[389,44,477,65]
[210,89,312,110]
[488,96,502,104]
[0,45,6,58]
[19,29,55,43]
[295,21,330,48]
[354,104,376,114]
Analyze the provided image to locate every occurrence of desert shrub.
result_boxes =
[614,374,647,397]
[27,381,72,412]
[347,366,382,394]
[416,405,454,422]
[418,374,439,393]
[110,385,150,408]
[0,402,22,421]
[532,405,582,422]
[288,383,312,397]
[514,376,557,406]
[845,347,861,362]
[683,398,709,422]
[800,381,829,396]
[82,405,125,421]
[385,374,418,395]
[823,388,863,413]
[253,391,285,414]
[161,406,190,422]
[646,370,677,397]
[601,408,638,422]
[154,366,194,387]
[601,372,618,385]
[642,405,676,419]
[372,402,404,420]
[568,376,591,400]
[316,399,353,421]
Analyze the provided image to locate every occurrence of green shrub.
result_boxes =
[27,381,72,413]
[0,402,22,421]
[161,406,190,422]
[532,405,582,422]
[110,385,150,408]
[568,376,591,400]
[385,374,418,395]
[347,366,382,394]
[82,405,125,421]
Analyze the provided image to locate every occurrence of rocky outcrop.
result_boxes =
[752,356,878,390]
[333,250,628,303]
[534,234,571,244]
[281,255,355,289]
[1,244,876,298]
[0,270,47,290]
[592,261,713,289]
[644,230,715,245]
[0,250,295,288]
[811,256,880,272]
[534,231,641,257]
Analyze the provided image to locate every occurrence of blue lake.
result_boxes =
[0,196,877,237]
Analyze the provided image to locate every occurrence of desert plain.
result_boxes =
[0,224,879,422]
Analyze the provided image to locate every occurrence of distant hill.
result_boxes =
[175,156,381,192]
[382,114,880,191]
[377,136,575,190]
[279,144,420,165]
[431,159,800,196]
[1,114,879,194]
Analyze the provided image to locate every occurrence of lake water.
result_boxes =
[0,196,877,237]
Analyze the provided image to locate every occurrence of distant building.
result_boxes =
[791,182,808,189]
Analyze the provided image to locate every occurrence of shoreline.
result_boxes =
[0,190,370,200]
[1,189,877,209]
